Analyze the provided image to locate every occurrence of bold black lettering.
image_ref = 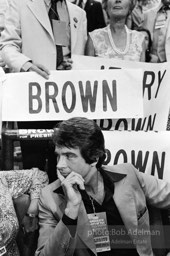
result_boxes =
[115,119,128,130]
[114,150,128,164]
[45,82,59,113]
[100,66,121,70]
[98,119,112,130]
[29,82,42,114]
[79,80,98,112]
[131,150,149,173]
[62,81,76,113]
[155,70,167,98]
[131,114,156,131]
[145,114,156,131]
[103,80,117,112]
[103,149,111,165]
[108,67,121,69]
[131,118,146,131]
[143,71,155,100]
[151,151,165,179]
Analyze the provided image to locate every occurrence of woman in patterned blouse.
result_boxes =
[85,0,146,62]
[0,168,48,256]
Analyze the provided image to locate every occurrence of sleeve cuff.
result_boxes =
[62,214,77,237]
[21,61,32,72]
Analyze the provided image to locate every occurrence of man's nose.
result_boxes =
[57,155,67,169]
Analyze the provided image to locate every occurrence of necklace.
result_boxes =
[87,172,105,205]
[108,25,130,55]
[89,195,96,214]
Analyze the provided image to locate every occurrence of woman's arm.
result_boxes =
[2,168,49,199]
[85,35,95,56]
[1,168,49,233]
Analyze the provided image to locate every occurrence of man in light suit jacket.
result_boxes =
[36,117,170,256]
[0,0,87,180]
[0,0,87,75]
[143,0,170,62]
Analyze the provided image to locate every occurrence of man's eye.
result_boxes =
[66,154,74,159]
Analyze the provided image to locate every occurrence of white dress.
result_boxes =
[89,25,145,61]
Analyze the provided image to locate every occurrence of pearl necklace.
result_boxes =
[107,25,130,55]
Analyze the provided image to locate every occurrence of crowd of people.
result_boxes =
[0,0,170,67]
[0,0,170,255]
[0,0,169,176]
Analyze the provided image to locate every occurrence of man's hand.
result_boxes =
[28,62,50,79]
[21,215,38,233]
[57,170,85,219]
[0,58,5,67]
[57,58,73,70]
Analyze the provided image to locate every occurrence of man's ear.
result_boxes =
[91,158,99,167]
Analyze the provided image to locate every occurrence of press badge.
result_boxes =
[52,19,68,46]
[88,212,111,253]
[155,13,166,29]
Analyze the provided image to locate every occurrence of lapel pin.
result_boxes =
[73,17,78,23]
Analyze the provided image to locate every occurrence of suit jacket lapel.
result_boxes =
[54,184,97,255]
[101,169,138,240]
[77,202,97,255]
[67,1,78,52]
[27,0,54,40]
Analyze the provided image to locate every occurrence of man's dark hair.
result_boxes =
[53,117,106,168]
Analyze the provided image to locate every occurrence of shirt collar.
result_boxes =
[44,0,65,7]
[99,167,126,192]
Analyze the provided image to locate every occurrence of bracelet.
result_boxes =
[0,246,6,256]
[25,213,37,218]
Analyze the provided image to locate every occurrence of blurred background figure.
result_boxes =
[102,0,110,24]
[126,0,145,29]
[137,27,158,62]
[0,0,8,33]
[0,0,8,68]
[85,0,146,61]
[143,0,170,62]
[72,0,106,32]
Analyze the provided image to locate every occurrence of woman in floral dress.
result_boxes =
[85,0,146,62]
[0,168,48,256]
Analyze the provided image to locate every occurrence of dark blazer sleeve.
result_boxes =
[84,0,106,32]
